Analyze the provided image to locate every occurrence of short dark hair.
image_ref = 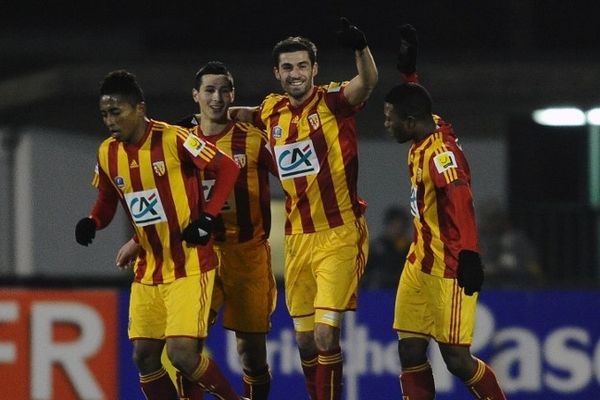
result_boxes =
[99,70,145,105]
[384,83,433,119]
[194,61,234,90]
[272,36,317,68]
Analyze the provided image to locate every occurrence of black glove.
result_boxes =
[75,217,96,246]
[457,250,484,296]
[182,213,215,246]
[337,17,368,51]
[396,24,418,75]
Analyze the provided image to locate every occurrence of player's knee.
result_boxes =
[442,351,475,379]
[132,347,162,373]
[398,339,428,367]
[167,349,197,375]
[314,324,340,352]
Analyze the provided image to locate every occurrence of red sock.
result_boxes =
[301,354,318,400]
[176,371,204,400]
[139,367,178,400]
[242,366,271,400]
[399,362,435,400]
[316,348,343,400]
[190,355,239,400]
[464,358,506,400]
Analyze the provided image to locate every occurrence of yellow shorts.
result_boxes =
[128,271,215,340]
[211,238,277,333]
[284,216,369,331]
[393,260,478,345]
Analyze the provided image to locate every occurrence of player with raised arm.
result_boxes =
[384,26,506,400]
[233,17,378,400]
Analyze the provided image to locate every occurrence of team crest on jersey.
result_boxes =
[183,133,206,157]
[272,126,283,139]
[233,154,247,168]
[124,188,167,227]
[152,161,166,176]
[274,139,320,180]
[433,151,457,173]
[308,113,321,130]
[114,176,125,188]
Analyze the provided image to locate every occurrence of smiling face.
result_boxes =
[193,74,234,123]
[274,50,318,105]
[99,95,145,143]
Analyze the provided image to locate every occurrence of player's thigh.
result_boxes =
[128,282,167,339]
[284,232,318,320]
[393,261,433,338]
[313,217,368,311]
[431,277,478,345]
[162,272,215,338]
[219,240,277,332]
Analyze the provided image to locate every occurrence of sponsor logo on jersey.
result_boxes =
[409,185,419,218]
[272,126,283,139]
[124,188,167,226]
[202,179,233,212]
[115,176,125,188]
[183,133,206,157]
[433,151,457,173]
[274,139,320,180]
[129,159,139,169]
[327,81,343,93]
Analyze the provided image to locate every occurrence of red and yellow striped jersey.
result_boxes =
[191,121,275,243]
[256,82,367,235]
[406,116,479,278]
[91,120,224,284]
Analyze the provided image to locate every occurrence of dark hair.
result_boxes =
[194,61,234,90]
[99,70,145,105]
[384,83,433,119]
[272,36,317,68]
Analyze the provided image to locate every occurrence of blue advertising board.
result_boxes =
[118,289,600,399]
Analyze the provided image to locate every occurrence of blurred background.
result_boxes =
[2,1,600,399]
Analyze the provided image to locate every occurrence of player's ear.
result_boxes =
[230,87,236,103]
[312,62,319,77]
[192,88,200,104]
[136,102,146,116]
[273,67,281,80]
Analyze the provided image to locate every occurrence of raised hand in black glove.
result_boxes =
[75,217,96,246]
[337,17,368,51]
[181,212,215,246]
[397,24,418,75]
[457,250,484,296]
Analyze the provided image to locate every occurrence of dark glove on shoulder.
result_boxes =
[182,212,215,246]
[396,24,418,75]
[457,250,484,296]
[337,17,368,51]
[75,217,96,246]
